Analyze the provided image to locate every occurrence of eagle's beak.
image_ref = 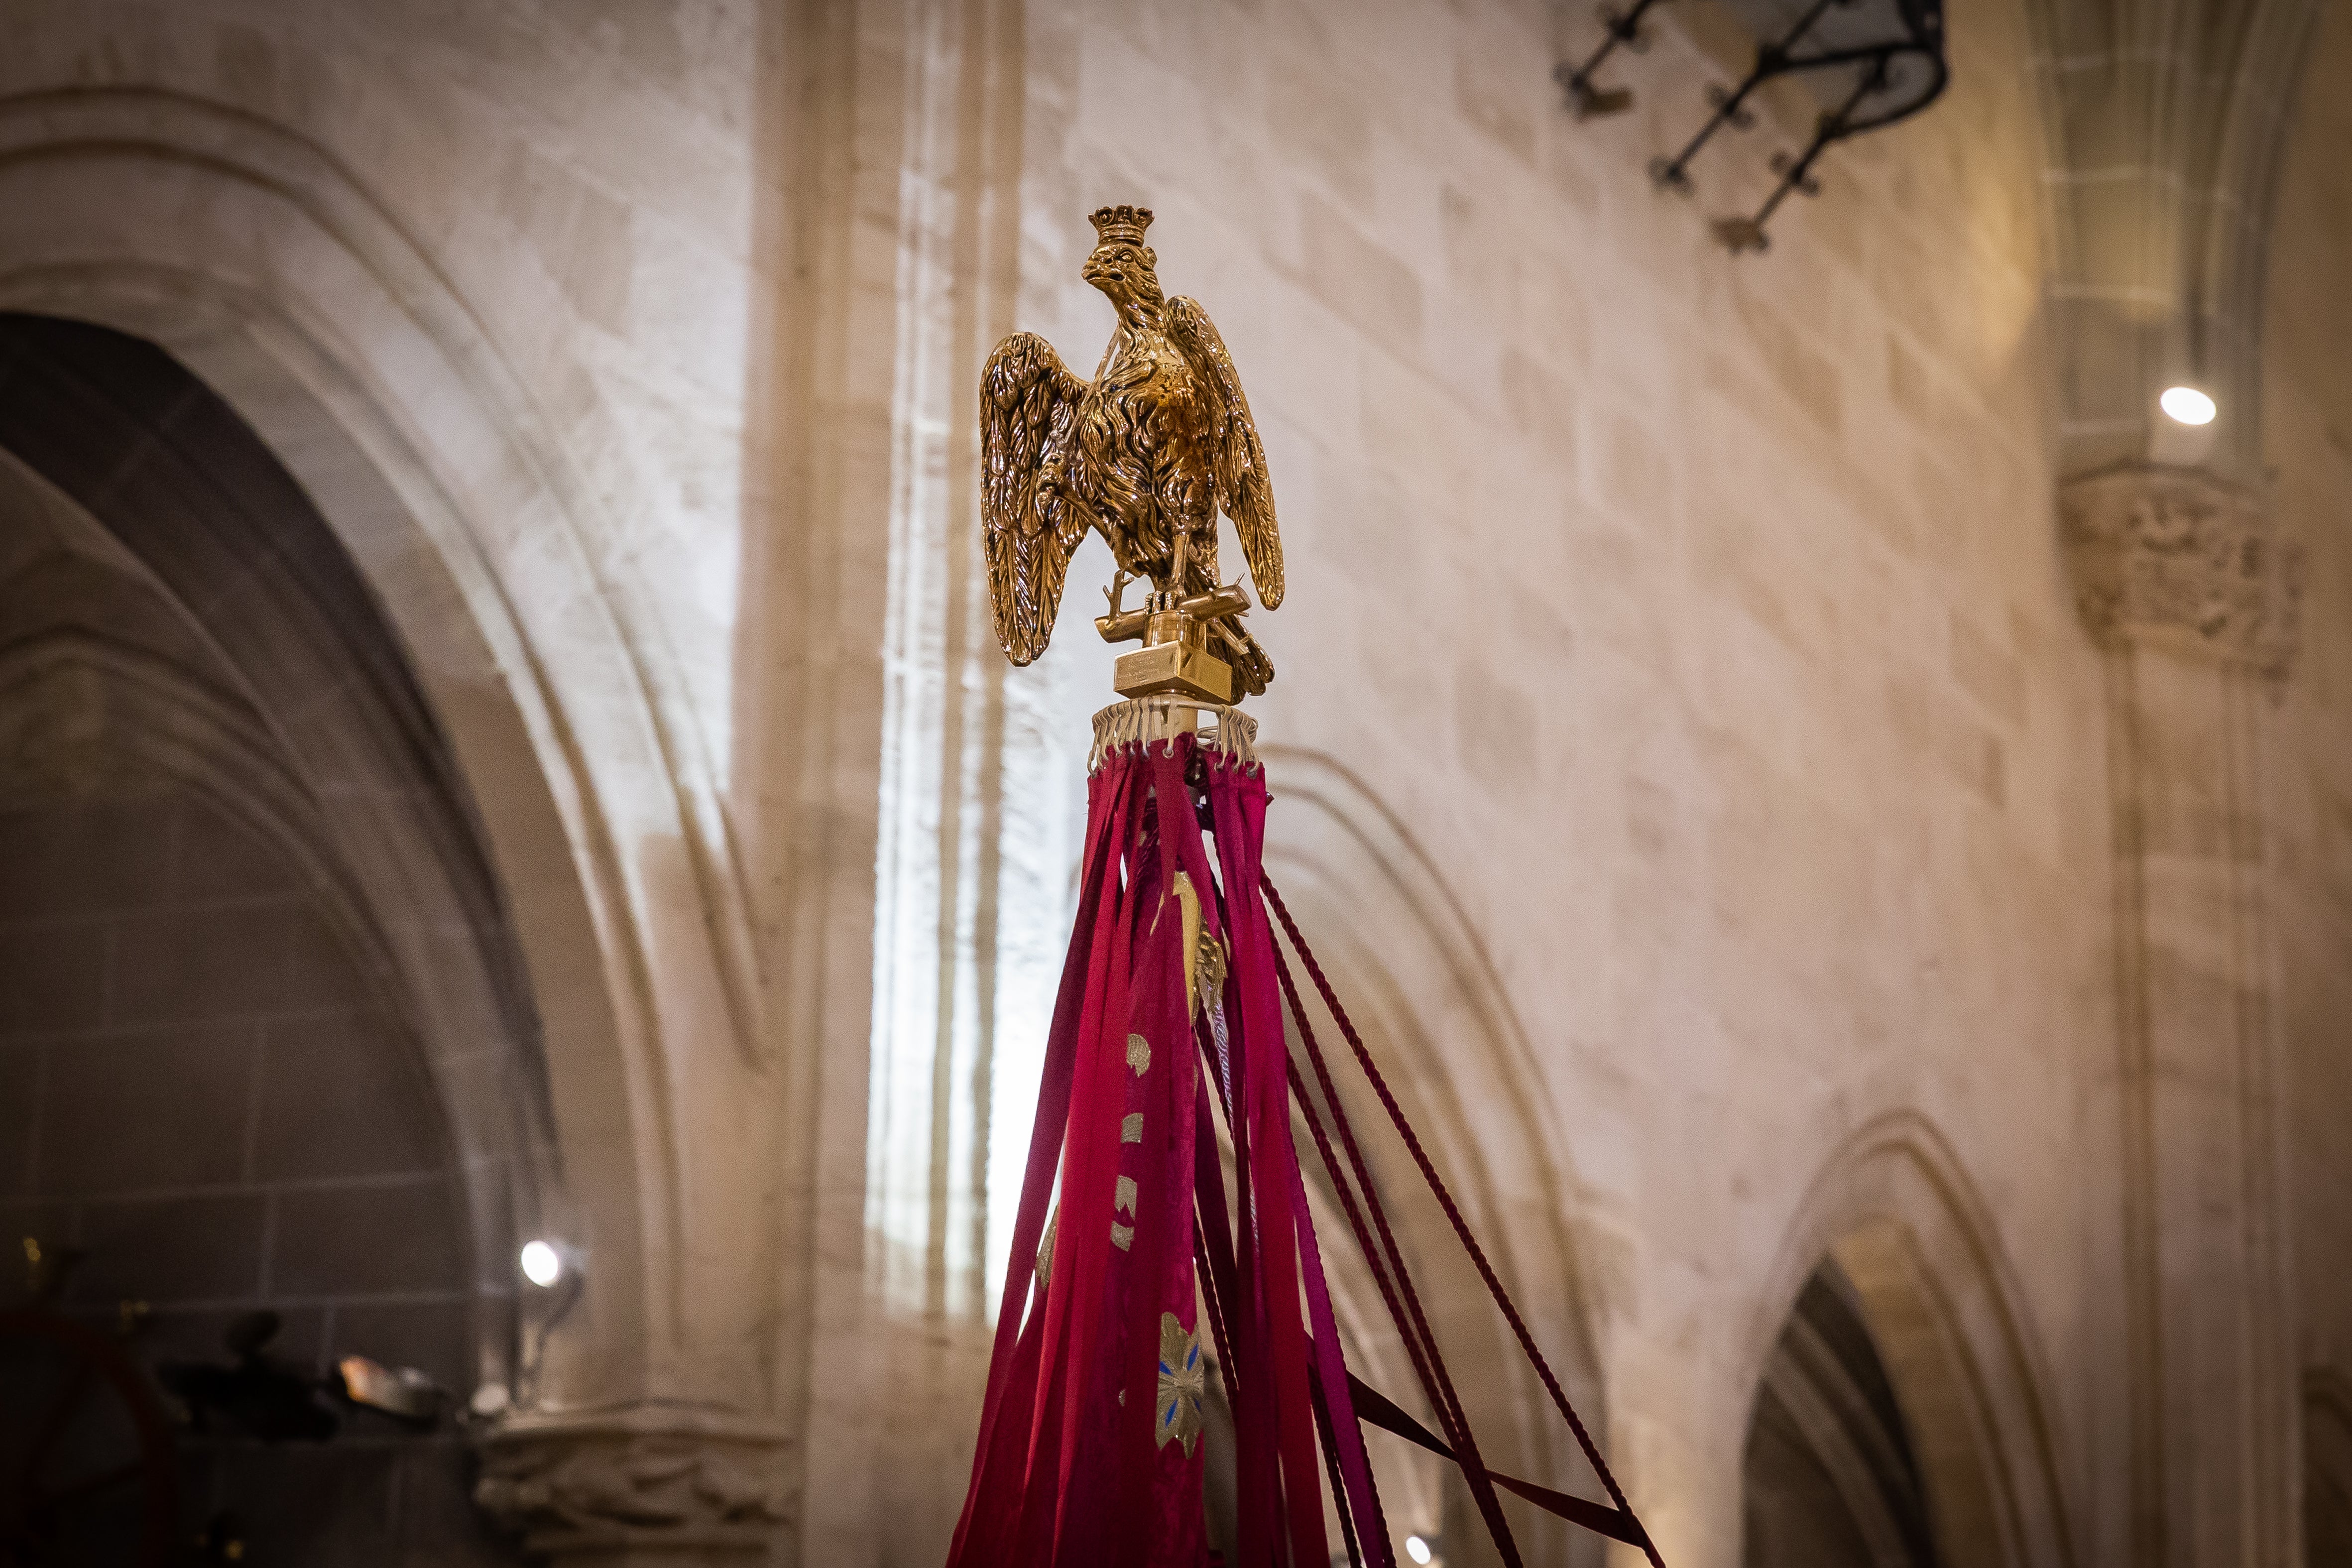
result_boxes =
[1082,249,1126,291]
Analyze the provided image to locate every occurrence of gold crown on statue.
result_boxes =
[1087,205,1155,245]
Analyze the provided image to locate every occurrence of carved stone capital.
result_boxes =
[2060,465,2302,672]
[475,1404,790,1563]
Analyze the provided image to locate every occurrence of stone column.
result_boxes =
[473,1408,792,1566]
[748,0,1073,1561]
[2062,464,2302,1568]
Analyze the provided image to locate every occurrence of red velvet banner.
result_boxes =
[944,728,1655,1568]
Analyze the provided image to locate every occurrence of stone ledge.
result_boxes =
[475,1404,791,1563]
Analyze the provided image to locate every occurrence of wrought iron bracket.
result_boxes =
[1559,0,1948,254]
[1553,0,1672,119]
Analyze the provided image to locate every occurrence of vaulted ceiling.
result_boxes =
[2026,0,2327,480]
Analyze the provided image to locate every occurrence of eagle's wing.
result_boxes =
[1166,295,1282,609]
[981,332,1090,663]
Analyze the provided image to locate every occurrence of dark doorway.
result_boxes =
[1743,1258,1939,1568]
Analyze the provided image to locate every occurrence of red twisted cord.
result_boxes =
[1282,1038,1463,1455]
[1263,873,1663,1568]
[1278,974,1521,1567]
[1192,1020,1241,1405]
[1314,1392,1367,1568]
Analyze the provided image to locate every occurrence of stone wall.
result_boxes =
[976,0,2110,1562]
[0,0,763,749]
[2263,0,2352,1535]
[0,785,467,1382]
[0,782,497,1563]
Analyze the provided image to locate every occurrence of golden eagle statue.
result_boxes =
[981,205,1283,701]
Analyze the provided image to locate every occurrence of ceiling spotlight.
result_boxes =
[519,1239,564,1288]
[1406,1536,1435,1566]
[2160,385,2216,427]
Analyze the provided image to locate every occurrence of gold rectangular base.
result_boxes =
[1114,642,1234,705]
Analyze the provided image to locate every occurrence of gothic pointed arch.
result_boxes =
[0,397,553,1396]
[1745,1111,2076,1568]
[0,85,782,1509]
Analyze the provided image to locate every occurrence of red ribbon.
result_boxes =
[944,734,1659,1567]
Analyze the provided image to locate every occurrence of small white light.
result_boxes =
[2160,385,2216,426]
[519,1239,564,1288]
[1406,1536,1434,1566]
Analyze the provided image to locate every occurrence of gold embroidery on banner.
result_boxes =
[1155,1314,1205,1457]
[1111,1223,1135,1252]
[1127,1033,1150,1075]
[1196,931,1227,1021]
[1115,1176,1137,1217]
[1121,1113,1144,1144]
[1168,871,1229,1024]
[1174,872,1204,1019]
